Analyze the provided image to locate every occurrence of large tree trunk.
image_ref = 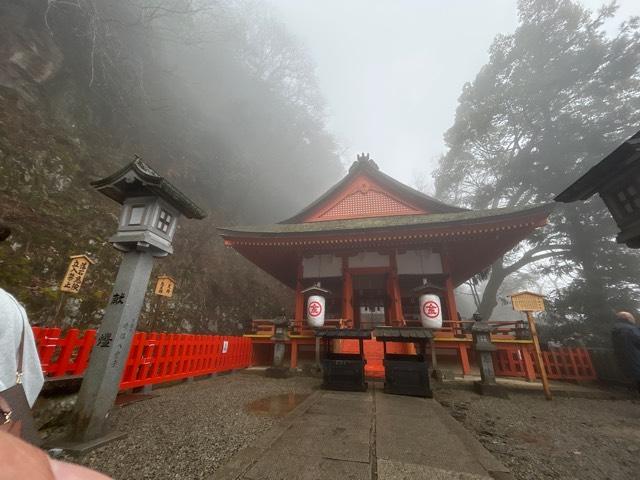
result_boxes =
[478,258,507,320]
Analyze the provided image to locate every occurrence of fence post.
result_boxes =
[521,345,536,382]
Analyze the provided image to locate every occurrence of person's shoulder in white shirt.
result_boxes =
[0,288,44,407]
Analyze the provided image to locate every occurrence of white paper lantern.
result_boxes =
[419,294,442,329]
[307,294,326,328]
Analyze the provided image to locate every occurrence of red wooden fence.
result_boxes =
[32,328,252,390]
[493,346,597,381]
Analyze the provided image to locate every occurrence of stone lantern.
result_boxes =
[61,157,205,450]
[471,318,507,398]
[266,311,291,378]
[92,157,204,255]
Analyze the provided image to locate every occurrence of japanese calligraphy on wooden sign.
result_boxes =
[154,275,176,297]
[510,291,545,312]
[60,255,94,294]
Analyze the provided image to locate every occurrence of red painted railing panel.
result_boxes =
[493,346,597,381]
[31,328,252,391]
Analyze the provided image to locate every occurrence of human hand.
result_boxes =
[0,431,111,480]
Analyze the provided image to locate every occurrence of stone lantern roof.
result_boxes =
[91,158,206,219]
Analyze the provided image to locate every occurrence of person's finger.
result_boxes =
[0,431,54,480]
[49,458,112,480]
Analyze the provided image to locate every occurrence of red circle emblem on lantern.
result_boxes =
[308,301,323,317]
[423,300,440,319]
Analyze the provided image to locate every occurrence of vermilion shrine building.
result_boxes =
[219,155,552,375]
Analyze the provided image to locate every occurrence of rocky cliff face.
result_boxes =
[0,0,333,333]
[0,1,62,99]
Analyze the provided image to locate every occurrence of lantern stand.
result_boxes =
[471,315,508,398]
[50,157,205,452]
[412,280,445,380]
[301,284,331,375]
[265,310,291,378]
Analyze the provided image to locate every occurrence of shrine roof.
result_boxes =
[556,129,640,202]
[280,155,465,223]
[218,204,553,238]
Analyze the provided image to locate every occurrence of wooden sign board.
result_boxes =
[60,255,94,294]
[510,291,545,312]
[155,275,176,297]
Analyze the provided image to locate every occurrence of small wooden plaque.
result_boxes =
[510,291,545,312]
[155,275,176,297]
[60,255,94,294]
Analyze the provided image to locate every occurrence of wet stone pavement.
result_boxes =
[214,382,511,480]
[246,393,311,417]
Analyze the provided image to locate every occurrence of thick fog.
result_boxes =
[271,0,640,189]
[2,0,640,342]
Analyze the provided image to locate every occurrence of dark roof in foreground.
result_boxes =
[91,158,206,219]
[556,129,640,202]
[219,204,553,238]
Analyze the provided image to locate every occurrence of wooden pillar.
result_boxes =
[290,341,298,369]
[341,257,353,324]
[389,251,404,326]
[458,344,471,376]
[441,249,459,329]
[294,260,304,333]
[386,273,395,325]
[521,344,536,382]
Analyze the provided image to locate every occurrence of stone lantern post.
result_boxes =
[62,158,205,450]
[471,317,507,398]
[266,311,291,378]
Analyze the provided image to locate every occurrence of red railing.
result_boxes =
[404,319,530,340]
[32,328,252,390]
[493,346,597,381]
[251,318,354,336]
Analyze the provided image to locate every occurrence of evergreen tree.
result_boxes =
[434,0,640,344]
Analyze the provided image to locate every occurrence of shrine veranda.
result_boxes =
[218,156,553,376]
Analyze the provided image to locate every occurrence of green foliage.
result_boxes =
[434,0,640,343]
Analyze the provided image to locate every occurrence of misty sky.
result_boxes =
[269,0,640,190]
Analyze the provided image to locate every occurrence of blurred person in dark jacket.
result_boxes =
[611,311,640,393]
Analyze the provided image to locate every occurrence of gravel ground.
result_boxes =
[44,373,640,480]
[436,383,640,480]
[54,372,318,480]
